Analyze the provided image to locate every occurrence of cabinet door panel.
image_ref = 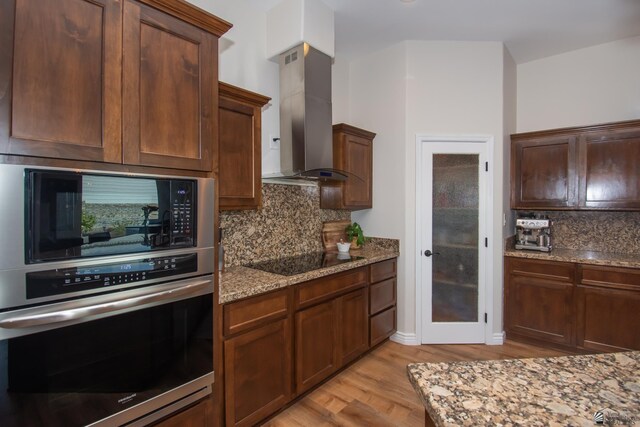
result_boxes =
[576,286,640,352]
[338,288,369,366]
[343,135,372,208]
[1,0,121,162]
[225,319,291,427]
[576,265,640,351]
[511,136,577,208]
[123,0,216,171]
[295,300,337,394]
[505,259,575,347]
[580,131,640,209]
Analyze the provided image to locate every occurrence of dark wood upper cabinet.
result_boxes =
[0,0,122,163]
[0,0,231,172]
[511,119,640,210]
[321,123,376,211]
[123,0,218,171]
[579,128,640,209]
[511,135,578,209]
[218,83,270,210]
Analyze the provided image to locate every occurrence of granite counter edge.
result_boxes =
[504,249,640,269]
[219,251,399,304]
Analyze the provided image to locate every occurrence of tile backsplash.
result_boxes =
[532,211,640,254]
[220,183,351,266]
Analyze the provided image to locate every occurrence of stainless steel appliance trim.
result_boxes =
[0,163,216,310]
[0,247,214,310]
[0,278,211,329]
[0,163,216,272]
[0,274,214,340]
[86,373,215,427]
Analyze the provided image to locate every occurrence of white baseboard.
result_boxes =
[390,331,420,346]
[486,331,505,345]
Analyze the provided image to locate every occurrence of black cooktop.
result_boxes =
[245,252,364,276]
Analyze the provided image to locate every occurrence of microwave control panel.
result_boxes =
[26,253,198,300]
[171,181,195,247]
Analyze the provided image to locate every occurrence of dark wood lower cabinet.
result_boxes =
[505,258,575,347]
[153,398,212,427]
[338,288,369,366]
[295,300,338,394]
[224,319,291,427]
[505,257,640,352]
[576,265,640,352]
[222,258,397,426]
[370,306,397,347]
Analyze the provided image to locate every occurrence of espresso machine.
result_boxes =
[515,214,552,252]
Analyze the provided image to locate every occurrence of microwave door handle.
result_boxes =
[0,279,211,330]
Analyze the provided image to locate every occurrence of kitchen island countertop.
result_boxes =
[219,245,398,304]
[407,351,640,427]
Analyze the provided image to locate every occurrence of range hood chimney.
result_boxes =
[271,43,347,181]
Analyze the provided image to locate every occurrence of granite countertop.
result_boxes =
[407,351,640,427]
[219,245,399,304]
[504,247,640,269]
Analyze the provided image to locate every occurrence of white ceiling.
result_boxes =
[246,0,640,63]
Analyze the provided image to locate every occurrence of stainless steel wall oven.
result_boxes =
[0,165,215,426]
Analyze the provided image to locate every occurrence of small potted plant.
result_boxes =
[345,222,365,249]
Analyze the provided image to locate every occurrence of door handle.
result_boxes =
[0,279,212,330]
[424,250,440,257]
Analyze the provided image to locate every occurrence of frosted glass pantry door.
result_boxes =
[418,140,488,343]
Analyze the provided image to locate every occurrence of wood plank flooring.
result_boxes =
[262,340,574,426]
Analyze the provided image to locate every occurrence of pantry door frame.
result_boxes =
[415,134,495,344]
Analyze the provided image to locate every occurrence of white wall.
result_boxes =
[517,36,640,132]
[346,41,507,343]
[346,43,408,334]
[186,0,282,174]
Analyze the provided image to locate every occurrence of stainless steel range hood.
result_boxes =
[265,43,347,182]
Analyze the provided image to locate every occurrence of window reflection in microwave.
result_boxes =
[80,176,172,256]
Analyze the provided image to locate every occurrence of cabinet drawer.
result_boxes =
[370,306,396,347]
[295,268,367,309]
[370,259,397,283]
[224,289,289,337]
[580,265,640,291]
[508,258,574,282]
[369,278,396,315]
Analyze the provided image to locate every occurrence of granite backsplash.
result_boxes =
[516,210,640,255]
[220,183,351,267]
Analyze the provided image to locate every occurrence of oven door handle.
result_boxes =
[0,279,211,330]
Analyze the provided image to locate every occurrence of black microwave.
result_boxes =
[25,169,198,263]
[0,165,215,310]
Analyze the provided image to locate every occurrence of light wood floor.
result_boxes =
[263,340,573,426]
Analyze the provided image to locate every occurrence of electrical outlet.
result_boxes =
[269,135,280,150]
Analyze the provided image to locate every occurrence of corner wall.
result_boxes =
[186,0,282,175]
[517,35,640,132]
[346,41,507,343]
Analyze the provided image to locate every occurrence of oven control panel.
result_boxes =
[26,253,198,300]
